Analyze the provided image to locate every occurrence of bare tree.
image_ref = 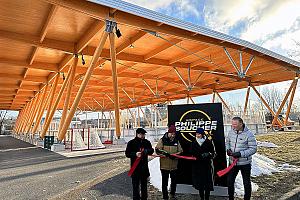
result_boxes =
[287,40,300,61]
[262,86,283,112]
[0,110,8,134]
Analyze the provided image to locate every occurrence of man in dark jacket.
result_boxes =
[226,117,257,200]
[125,128,154,200]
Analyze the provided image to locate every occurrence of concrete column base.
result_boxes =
[113,138,126,145]
[37,140,44,147]
[51,143,65,152]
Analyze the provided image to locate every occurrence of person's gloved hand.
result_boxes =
[163,151,170,157]
[201,152,211,158]
[136,152,142,158]
[156,148,167,156]
[227,149,233,156]
[156,149,172,157]
[155,148,162,155]
[232,152,241,158]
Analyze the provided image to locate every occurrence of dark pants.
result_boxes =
[161,169,177,199]
[199,189,210,200]
[132,176,148,200]
[227,164,252,200]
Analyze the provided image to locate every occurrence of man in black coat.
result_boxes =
[125,128,154,200]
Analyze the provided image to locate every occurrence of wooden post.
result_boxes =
[30,85,49,133]
[25,93,42,133]
[27,88,48,133]
[58,56,78,136]
[271,79,296,126]
[190,97,195,104]
[243,86,251,116]
[284,78,298,125]
[16,109,25,133]
[40,65,74,139]
[32,80,57,134]
[16,104,27,133]
[44,74,60,126]
[250,83,283,126]
[20,98,34,133]
[109,32,121,139]
[24,95,40,133]
[215,91,232,115]
[18,107,28,133]
[58,29,108,141]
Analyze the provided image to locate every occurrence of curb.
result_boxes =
[279,186,300,200]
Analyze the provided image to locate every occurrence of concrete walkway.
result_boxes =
[0,136,128,200]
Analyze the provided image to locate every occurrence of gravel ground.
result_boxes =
[251,131,300,199]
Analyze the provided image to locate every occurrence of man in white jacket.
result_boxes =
[226,117,257,200]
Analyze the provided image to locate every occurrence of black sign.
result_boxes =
[168,103,227,186]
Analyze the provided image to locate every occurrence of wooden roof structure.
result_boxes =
[5,0,300,139]
[1,0,300,112]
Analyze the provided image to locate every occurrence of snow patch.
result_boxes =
[251,153,280,176]
[278,163,300,172]
[257,141,278,148]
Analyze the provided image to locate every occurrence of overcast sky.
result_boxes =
[124,0,300,58]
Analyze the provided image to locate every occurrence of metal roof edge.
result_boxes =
[88,0,300,68]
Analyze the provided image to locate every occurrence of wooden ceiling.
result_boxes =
[0,0,299,111]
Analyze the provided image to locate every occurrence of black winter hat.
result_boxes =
[136,128,147,135]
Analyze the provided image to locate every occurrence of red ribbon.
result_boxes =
[128,148,144,177]
[217,158,238,177]
[128,152,196,177]
[128,150,238,178]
